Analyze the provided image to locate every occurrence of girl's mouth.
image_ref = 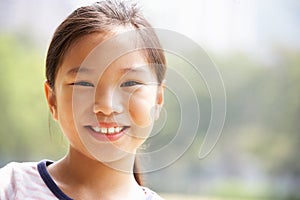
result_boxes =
[87,125,129,135]
[84,122,130,141]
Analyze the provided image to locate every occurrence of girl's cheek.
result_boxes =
[128,93,155,128]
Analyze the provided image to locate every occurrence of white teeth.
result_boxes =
[93,126,101,132]
[115,127,121,133]
[90,126,124,135]
[101,127,107,134]
[108,127,114,134]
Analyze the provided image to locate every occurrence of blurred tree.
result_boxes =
[0,34,66,166]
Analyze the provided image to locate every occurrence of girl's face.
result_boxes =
[45,32,164,163]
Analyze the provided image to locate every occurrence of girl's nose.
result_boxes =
[93,87,123,116]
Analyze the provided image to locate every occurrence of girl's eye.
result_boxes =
[121,81,142,87]
[71,81,94,87]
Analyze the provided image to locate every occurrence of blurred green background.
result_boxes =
[0,0,299,199]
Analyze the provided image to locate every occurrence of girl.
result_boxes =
[0,0,166,199]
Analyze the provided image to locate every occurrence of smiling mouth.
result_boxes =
[86,126,129,135]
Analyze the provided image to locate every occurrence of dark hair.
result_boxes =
[45,0,166,186]
[46,0,166,89]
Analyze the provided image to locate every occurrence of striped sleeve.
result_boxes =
[0,162,58,200]
[0,162,16,199]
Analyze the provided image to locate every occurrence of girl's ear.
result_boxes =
[155,84,164,120]
[44,80,58,121]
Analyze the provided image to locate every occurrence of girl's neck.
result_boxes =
[48,147,143,199]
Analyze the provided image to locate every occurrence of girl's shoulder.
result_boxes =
[0,161,56,199]
[141,186,165,200]
[0,161,39,185]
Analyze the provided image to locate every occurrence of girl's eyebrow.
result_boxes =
[120,66,149,74]
[66,66,149,76]
[67,67,91,75]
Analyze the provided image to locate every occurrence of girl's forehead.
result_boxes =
[66,28,141,58]
[60,32,149,74]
